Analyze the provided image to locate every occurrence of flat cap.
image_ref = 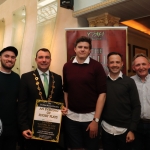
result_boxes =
[0,46,18,56]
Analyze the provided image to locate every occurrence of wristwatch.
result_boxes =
[93,118,99,123]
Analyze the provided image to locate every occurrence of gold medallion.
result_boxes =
[35,77,38,80]
[37,87,41,90]
[33,71,55,100]
[36,82,39,85]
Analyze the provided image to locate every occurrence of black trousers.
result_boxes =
[25,139,57,150]
[132,120,150,150]
[64,117,100,150]
[102,128,133,150]
[0,134,17,150]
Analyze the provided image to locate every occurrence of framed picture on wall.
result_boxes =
[133,45,148,56]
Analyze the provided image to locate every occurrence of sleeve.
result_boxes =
[95,63,107,94]
[63,63,68,92]
[129,78,141,131]
[57,75,64,103]
[18,74,30,132]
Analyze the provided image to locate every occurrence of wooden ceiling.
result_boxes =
[76,0,150,22]
[73,0,150,35]
[135,16,150,29]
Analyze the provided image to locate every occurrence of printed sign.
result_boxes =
[32,100,63,142]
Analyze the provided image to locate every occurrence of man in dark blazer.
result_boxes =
[18,48,64,150]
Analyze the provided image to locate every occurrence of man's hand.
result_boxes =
[126,131,135,143]
[22,129,32,139]
[61,106,68,115]
[86,121,98,138]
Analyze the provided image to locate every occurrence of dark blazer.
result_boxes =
[18,69,64,132]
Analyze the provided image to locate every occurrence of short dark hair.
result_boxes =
[107,52,123,60]
[74,36,92,49]
[36,48,51,58]
[132,53,150,65]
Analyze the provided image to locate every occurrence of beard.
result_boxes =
[1,61,15,70]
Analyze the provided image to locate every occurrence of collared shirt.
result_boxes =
[67,56,95,122]
[108,71,123,81]
[131,74,150,119]
[101,71,127,135]
[72,56,90,64]
[101,120,127,135]
[37,68,49,85]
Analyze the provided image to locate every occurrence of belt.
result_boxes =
[140,118,150,123]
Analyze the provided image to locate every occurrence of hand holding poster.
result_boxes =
[32,100,63,142]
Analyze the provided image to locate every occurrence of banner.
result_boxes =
[32,100,63,142]
[65,27,127,74]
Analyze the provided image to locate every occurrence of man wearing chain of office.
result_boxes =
[18,48,64,150]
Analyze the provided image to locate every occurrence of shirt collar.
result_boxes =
[108,71,123,81]
[72,56,90,64]
[37,68,49,76]
[136,73,149,82]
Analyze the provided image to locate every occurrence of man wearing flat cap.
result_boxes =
[0,46,20,150]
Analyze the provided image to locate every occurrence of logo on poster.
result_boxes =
[87,31,105,40]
